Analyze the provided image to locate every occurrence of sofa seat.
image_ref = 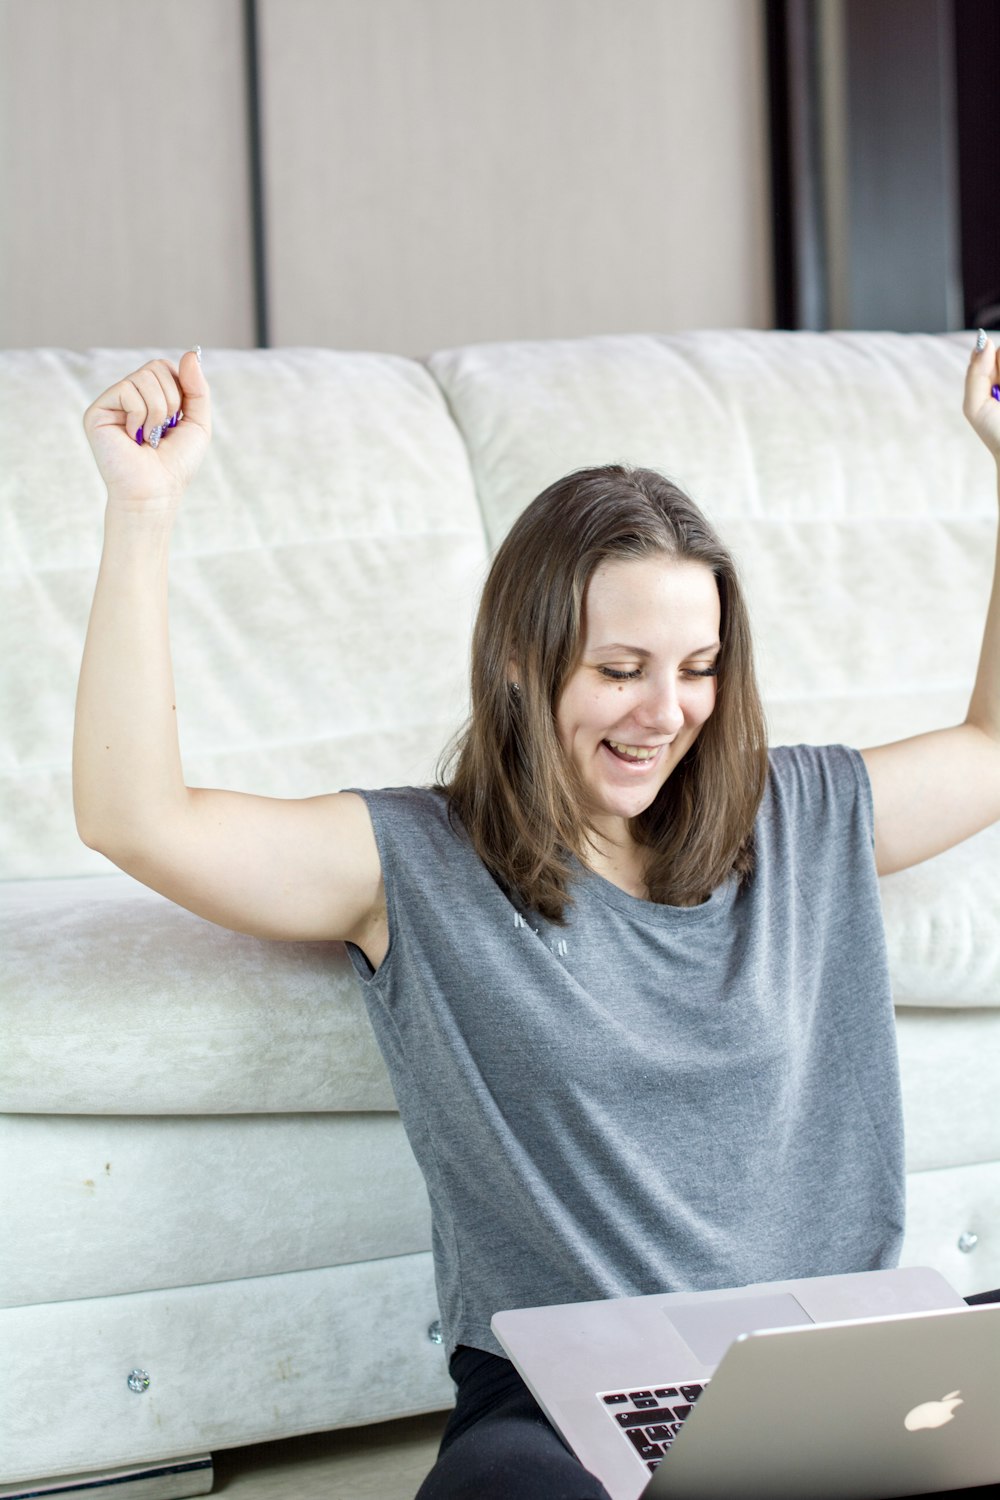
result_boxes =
[3,877,395,1114]
[0,1111,433,1307]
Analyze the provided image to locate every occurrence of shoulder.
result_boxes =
[762,744,875,850]
[349,784,457,833]
[339,788,459,969]
[347,784,474,863]
[349,784,449,815]
[752,745,884,940]
[766,743,870,806]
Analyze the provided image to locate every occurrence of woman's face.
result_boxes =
[554,553,721,842]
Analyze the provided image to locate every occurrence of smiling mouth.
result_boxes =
[603,739,663,763]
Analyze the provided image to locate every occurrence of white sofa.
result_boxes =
[2,332,999,1497]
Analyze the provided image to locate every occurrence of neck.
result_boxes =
[583,825,649,897]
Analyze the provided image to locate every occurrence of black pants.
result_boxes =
[415,1290,1000,1500]
[414,1344,613,1499]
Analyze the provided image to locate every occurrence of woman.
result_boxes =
[76,339,1000,1499]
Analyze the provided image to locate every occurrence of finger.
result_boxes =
[175,348,211,436]
[127,367,176,445]
[134,361,185,447]
[963,332,999,419]
[85,361,182,446]
[84,373,150,446]
[144,358,183,421]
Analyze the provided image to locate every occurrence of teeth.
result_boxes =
[607,740,657,761]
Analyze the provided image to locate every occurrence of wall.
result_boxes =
[0,0,772,353]
[0,0,254,350]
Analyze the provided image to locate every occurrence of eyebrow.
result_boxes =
[591,641,721,657]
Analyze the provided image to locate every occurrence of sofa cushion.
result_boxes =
[1,877,396,1113]
[879,835,1000,1007]
[0,1112,431,1306]
[895,1006,1000,1172]
[427,330,991,751]
[0,347,488,881]
[7,863,999,1124]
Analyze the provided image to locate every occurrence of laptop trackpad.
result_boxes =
[666,1292,813,1365]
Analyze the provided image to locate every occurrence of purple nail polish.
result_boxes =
[992,385,1000,403]
[136,426,144,445]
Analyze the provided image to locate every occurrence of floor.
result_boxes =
[211,1411,450,1500]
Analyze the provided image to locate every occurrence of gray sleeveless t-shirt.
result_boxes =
[346,744,904,1359]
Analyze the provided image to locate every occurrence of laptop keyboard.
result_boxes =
[597,1381,709,1473]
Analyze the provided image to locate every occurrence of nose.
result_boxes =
[637,675,685,736]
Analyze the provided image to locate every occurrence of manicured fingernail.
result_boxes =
[195,345,202,364]
[976,328,987,352]
[135,426,144,445]
[148,425,163,449]
[992,385,1000,403]
[167,413,178,428]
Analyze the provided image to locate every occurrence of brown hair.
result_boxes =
[438,465,769,922]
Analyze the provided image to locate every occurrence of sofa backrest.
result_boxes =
[2,332,994,887]
[1,348,488,881]
[429,331,993,752]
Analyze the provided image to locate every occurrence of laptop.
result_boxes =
[491,1267,1000,1499]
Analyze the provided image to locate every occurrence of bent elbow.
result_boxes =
[73,808,140,866]
[75,818,120,860]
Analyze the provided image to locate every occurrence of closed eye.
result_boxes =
[599,664,719,681]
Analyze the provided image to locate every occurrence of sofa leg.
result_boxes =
[0,1456,213,1499]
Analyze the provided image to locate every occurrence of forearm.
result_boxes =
[73,501,189,854]
[965,464,1000,741]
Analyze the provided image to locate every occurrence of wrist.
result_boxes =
[101,496,178,566]
[103,490,181,536]
[105,486,182,516]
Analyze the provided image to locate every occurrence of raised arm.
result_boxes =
[861,332,1000,875]
[74,353,385,957]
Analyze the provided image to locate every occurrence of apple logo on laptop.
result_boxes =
[904,1391,963,1432]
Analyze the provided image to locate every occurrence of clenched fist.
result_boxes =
[82,349,211,508]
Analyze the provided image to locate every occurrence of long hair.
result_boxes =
[438,465,769,922]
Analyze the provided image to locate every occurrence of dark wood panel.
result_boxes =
[954,0,1000,328]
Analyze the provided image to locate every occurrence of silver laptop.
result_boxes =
[491,1267,1000,1500]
